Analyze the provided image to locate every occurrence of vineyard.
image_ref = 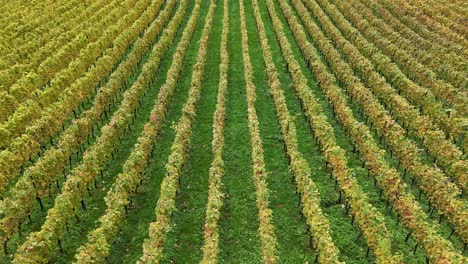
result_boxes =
[0,0,466,263]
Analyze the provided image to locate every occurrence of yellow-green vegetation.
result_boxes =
[0,0,466,263]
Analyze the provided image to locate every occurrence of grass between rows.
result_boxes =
[0,1,161,261]
[0,1,190,262]
[262,0,457,262]
[217,0,262,262]
[3,0,462,263]
[300,0,465,252]
[162,0,221,262]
